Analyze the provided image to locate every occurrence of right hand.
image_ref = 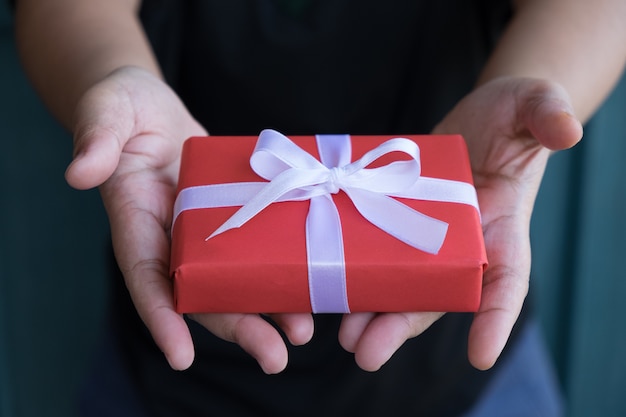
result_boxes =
[338,77,582,372]
[67,66,314,373]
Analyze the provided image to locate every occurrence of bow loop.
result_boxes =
[251,129,326,180]
[338,138,421,194]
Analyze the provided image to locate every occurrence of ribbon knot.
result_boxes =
[327,167,344,194]
[172,129,480,313]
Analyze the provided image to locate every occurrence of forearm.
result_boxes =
[15,0,160,128]
[479,0,626,123]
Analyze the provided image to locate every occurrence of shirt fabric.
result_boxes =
[112,1,531,416]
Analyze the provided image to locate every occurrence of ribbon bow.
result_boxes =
[172,129,479,313]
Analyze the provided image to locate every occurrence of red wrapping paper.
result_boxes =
[170,134,487,313]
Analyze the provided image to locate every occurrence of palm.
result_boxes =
[439,78,582,367]
[67,67,207,368]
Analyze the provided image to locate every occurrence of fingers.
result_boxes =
[65,78,135,190]
[190,313,304,375]
[65,130,123,190]
[467,215,530,370]
[192,314,289,374]
[519,80,584,151]
[186,313,313,374]
[106,175,307,373]
[136,284,196,371]
[339,312,444,372]
[270,313,315,346]
[467,265,528,370]
[112,206,196,370]
[338,312,376,353]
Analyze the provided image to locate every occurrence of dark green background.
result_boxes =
[1,3,625,416]
[0,4,109,416]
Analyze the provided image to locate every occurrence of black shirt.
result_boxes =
[113,1,529,416]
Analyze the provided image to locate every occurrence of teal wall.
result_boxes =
[1,2,625,416]
[531,73,626,416]
[0,4,110,416]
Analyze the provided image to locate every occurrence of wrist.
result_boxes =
[15,0,161,129]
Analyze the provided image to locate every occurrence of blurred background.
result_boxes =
[0,4,110,416]
[1,2,625,416]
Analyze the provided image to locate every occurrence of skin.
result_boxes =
[340,77,584,371]
[14,0,626,374]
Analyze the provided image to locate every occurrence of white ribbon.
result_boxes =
[172,129,479,313]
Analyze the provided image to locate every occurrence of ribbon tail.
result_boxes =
[172,183,268,231]
[392,176,480,218]
[208,167,327,239]
[345,188,448,254]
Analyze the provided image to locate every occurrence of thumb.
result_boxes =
[65,86,135,190]
[519,80,583,151]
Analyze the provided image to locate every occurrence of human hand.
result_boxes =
[338,77,582,371]
[66,66,313,373]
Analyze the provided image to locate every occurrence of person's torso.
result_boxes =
[123,2,524,416]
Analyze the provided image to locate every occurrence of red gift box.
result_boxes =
[170,131,487,313]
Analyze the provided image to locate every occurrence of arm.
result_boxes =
[465,0,626,368]
[15,0,160,127]
[339,0,626,371]
[480,0,626,122]
[15,0,313,373]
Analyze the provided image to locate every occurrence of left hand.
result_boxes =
[338,77,582,371]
